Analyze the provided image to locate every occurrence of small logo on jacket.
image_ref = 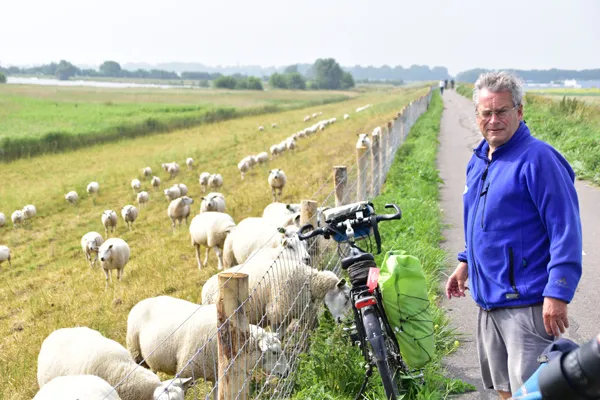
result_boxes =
[555,277,568,287]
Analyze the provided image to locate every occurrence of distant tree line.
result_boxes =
[456,68,600,83]
[213,74,264,90]
[0,72,6,83]
[269,59,355,90]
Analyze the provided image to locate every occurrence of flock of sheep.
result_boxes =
[1,104,377,399]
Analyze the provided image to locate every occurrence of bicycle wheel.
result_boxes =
[362,308,399,400]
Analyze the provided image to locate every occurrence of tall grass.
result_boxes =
[291,92,474,399]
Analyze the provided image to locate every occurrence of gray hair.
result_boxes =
[473,71,524,107]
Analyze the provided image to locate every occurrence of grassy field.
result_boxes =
[0,85,428,399]
[530,88,600,105]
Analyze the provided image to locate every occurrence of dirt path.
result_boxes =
[436,89,600,398]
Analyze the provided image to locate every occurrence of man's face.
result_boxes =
[476,89,523,150]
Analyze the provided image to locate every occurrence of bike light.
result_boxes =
[355,296,377,309]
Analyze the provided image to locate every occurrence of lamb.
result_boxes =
[131,179,141,194]
[199,172,211,193]
[33,375,123,400]
[126,296,288,389]
[238,159,250,180]
[22,204,37,220]
[208,173,223,189]
[101,210,118,237]
[121,205,139,230]
[164,186,181,201]
[37,327,192,400]
[202,259,351,336]
[167,196,194,228]
[200,192,226,213]
[189,211,236,270]
[222,217,309,268]
[256,152,269,164]
[98,238,130,286]
[356,133,372,149]
[262,202,301,227]
[137,191,149,207]
[11,210,23,227]
[87,182,100,196]
[344,113,350,120]
[151,176,161,190]
[0,212,5,227]
[185,157,194,170]
[268,169,287,202]
[0,245,11,267]
[65,191,78,205]
[142,167,152,178]
[81,232,104,269]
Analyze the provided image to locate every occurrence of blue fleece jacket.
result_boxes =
[457,121,582,310]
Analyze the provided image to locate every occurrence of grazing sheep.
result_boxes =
[262,202,301,227]
[166,163,180,180]
[98,238,130,286]
[131,179,141,194]
[199,172,211,193]
[238,159,250,180]
[121,205,139,230]
[37,327,192,400]
[185,157,194,170]
[202,259,351,336]
[258,125,264,131]
[189,211,236,270]
[167,196,194,228]
[126,296,288,389]
[286,139,297,151]
[174,183,188,196]
[208,173,223,189]
[268,169,287,202]
[0,212,5,227]
[356,133,372,149]
[87,182,100,196]
[33,374,122,400]
[222,217,308,268]
[0,245,11,267]
[81,232,104,269]
[270,144,282,158]
[11,210,23,227]
[137,191,149,207]
[151,176,161,190]
[271,123,278,128]
[200,192,226,213]
[142,167,153,178]
[256,152,269,164]
[101,210,118,237]
[22,204,37,220]
[163,186,181,201]
[344,113,350,120]
[303,115,310,122]
[65,191,79,205]
[312,112,318,118]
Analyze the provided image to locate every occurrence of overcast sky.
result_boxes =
[2,0,598,75]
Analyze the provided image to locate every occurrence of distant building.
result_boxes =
[564,79,580,88]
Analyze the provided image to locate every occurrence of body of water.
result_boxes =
[6,76,194,89]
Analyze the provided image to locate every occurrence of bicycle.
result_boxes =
[298,201,420,400]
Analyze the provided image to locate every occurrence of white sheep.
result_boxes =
[185,157,194,170]
[174,183,188,196]
[37,327,192,400]
[200,192,226,213]
[137,191,149,207]
[167,196,194,228]
[121,205,139,230]
[286,139,297,151]
[22,204,37,220]
[98,238,130,286]
[33,375,122,400]
[222,217,309,268]
[257,152,269,164]
[87,181,100,196]
[65,191,78,205]
[258,125,264,131]
[11,210,23,227]
[271,123,278,128]
[208,173,223,189]
[202,258,351,336]
[268,169,287,202]
[131,179,141,194]
[101,210,118,237]
[270,144,282,158]
[356,133,372,149]
[0,212,5,227]
[0,245,11,267]
[343,113,350,120]
[238,159,250,180]
[189,211,236,270]
[151,176,161,190]
[262,202,301,227]
[303,115,311,122]
[126,296,288,390]
[167,163,180,180]
[81,232,104,269]
[164,186,181,201]
[199,172,211,193]
[312,112,318,118]
[142,167,153,178]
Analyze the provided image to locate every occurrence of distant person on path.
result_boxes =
[444,79,449,89]
[439,80,445,95]
[451,79,455,89]
[445,71,582,399]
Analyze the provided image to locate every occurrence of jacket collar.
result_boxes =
[474,121,531,161]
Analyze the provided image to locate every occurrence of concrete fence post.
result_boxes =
[371,128,381,195]
[356,137,369,201]
[333,166,348,207]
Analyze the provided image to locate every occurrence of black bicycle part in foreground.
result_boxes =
[298,202,409,400]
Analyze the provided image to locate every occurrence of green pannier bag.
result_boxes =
[379,250,435,369]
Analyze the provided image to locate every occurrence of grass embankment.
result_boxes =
[457,84,600,185]
[291,92,474,399]
[0,84,353,161]
[0,86,427,400]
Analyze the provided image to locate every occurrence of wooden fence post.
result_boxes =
[356,136,369,201]
[333,166,348,207]
[371,128,381,195]
[217,272,250,400]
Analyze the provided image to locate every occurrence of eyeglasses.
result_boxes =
[476,106,519,120]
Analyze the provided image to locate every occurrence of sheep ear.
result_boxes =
[281,238,289,247]
[164,377,193,391]
[293,213,301,225]
[277,227,285,234]
[337,279,346,288]
[108,244,113,250]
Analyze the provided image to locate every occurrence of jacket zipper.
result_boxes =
[469,162,490,309]
[507,247,520,299]
[480,182,490,229]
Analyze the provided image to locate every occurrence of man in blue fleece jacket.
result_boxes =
[445,71,582,398]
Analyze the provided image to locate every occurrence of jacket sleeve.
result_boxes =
[524,147,582,303]
[457,159,473,263]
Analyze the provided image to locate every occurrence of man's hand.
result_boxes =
[446,262,468,299]
[543,297,569,336]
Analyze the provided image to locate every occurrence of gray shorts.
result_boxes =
[477,304,555,393]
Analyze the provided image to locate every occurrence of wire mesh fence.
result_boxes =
[109,88,434,400]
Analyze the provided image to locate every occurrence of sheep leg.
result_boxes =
[102,269,110,288]
[204,246,210,266]
[117,268,123,281]
[213,247,224,270]
[195,243,203,270]
[271,189,276,203]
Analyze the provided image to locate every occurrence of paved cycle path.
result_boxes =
[436,89,600,398]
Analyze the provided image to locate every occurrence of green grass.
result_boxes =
[0,86,429,400]
[290,92,475,399]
